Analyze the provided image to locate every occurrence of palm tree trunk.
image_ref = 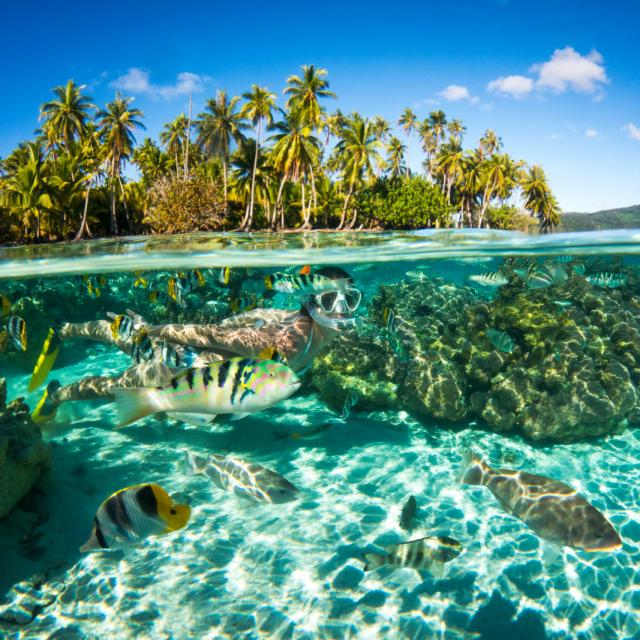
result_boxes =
[309,167,317,228]
[300,181,307,229]
[477,183,493,229]
[184,94,192,179]
[75,182,93,240]
[222,158,228,213]
[274,176,287,230]
[119,176,130,231]
[338,183,354,230]
[245,121,261,231]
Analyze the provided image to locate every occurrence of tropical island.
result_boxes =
[0,65,560,244]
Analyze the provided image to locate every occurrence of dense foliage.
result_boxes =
[0,68,561,244]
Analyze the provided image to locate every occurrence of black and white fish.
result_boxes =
[110,315,134,341]
[186,451,299,503]
[79,483,190,552]
[468,272,508,288]
[6,315,27,351]
[264,272,350,295]
[363,536,462,574]
[341,389,359,421]
[131,329,154,364]
[586,272,628,288]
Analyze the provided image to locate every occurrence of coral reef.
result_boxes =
[0,379,52,519]
[312,261,640,442]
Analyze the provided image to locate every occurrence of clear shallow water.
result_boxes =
[1,230,640,640]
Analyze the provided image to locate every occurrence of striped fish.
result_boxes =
[167,278,187,308]
[264,272,350,295]
[131,329,154,364]
[110,315,134,341]
[113,357,301,428]
[586,272,628,288]
[6,315,27,351]
[363,536,462,573]
[467,272,508,288]
[161,341,197,369]
[186,451,299,503]
[79,483,190,552]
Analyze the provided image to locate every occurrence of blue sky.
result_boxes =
[2,0,639,212]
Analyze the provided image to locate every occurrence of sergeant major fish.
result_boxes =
[264,272,350,295]
[461,453,622,552]
[363,536,462,574]
[586,272,628,288]
[186,451,299,503]
[467,272,508,288]
[113,357,301,428]
[80,483,190,552]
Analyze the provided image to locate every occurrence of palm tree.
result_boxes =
[97,94,145,234]
[240,85,276,230]
[284,65,335,128]
[195,91,247,208]
[73,122,105,239]
[434,143,464,205]
[230,138,272,227]
[479,129,501,159]
[372,116,391,141]
[133,138,171,186]
[40,80,95,150]
[160,114,188,178]
[398,108,417,138]
[0,141,52,240]
[332,113,382,229]
[477,153,522,228]
[520,165,560,232]
[428,110,448,150]
[269,107,321,228]
[417,119,437,179]
[386,136,406,179]
[447,119,466,145]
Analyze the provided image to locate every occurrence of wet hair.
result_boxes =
[315,266,353,284]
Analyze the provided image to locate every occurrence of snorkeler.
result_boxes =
[30,267,362,423]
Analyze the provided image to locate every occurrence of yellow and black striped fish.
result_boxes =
[6,315,27,351]
[29,327,62,391]
[131,329,154,364]
[80,483,191,552]
[110,315,134,341]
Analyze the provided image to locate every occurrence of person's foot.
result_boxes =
[32,380,61,424]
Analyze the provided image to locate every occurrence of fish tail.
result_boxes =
[459,449,486,485]
[29,327,61,391]
[362,552,385,572]
[113,387,161,428]
[185,450,207,474]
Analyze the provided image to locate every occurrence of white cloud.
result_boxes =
[486,75,534,98]
[438,85,470,101]
[623,123,640,141]
[585,128,598,138]
[110,68,210,100]
[532,47,608,94]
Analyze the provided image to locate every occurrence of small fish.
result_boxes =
[553,300,572,308]
[6,315,27,351]
[526,264,567,289]
[131,329,154,364]
[353,263,373,272]
[217,267,254,288]
[553,255,574,263]
[113,357,301,428]
[179,269,206,289]
[79,483,191,552]
[363,536,462,573]
[468,272,508,287]
[406,271,427,281]
[161,341,182,368]
[383,307,399,334]
[110,315,134,341]
[461,452,622,552]
[586,272,627,288]
[486,328,515,353]
[264,272,350,295]
[572,263,586,276]
[341,389,359,421]
[1,294,12,318]
[167,278,187,308]
[83,275,105,298]
[133,271,148,288]
[399,495,417,530]
[186,451,299,503]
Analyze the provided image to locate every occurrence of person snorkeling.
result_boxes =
[29,266,362,424]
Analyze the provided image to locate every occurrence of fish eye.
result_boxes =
[170,508,177,515]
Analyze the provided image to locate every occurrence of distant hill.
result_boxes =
[559,204,640,231]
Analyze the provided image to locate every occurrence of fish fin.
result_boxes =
[185,449,207,474]
[79,528,103,553]
[31,380,61,424]
[430,562,445,579]
[168,412,217,427]
[112,388,159,428]
[28,328,61,391]
[362,553,385,572]
[230,412,251,421]
[459,449,485,485]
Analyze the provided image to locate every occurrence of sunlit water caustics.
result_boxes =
[1,230,640,640]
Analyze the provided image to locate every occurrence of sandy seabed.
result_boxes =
[1,344,639,640]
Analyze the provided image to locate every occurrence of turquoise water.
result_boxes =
[1,230,639,639]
